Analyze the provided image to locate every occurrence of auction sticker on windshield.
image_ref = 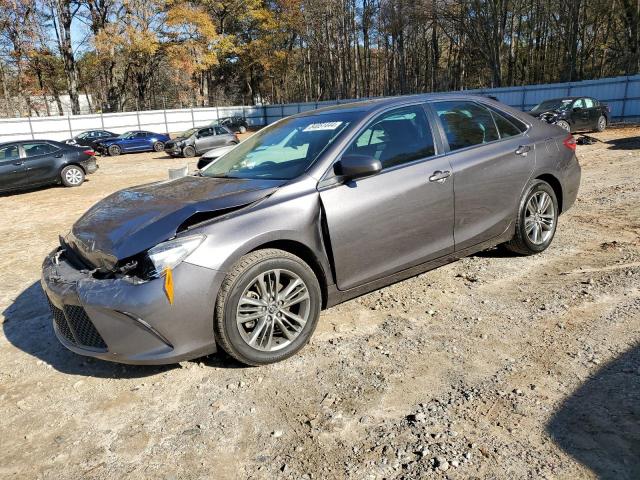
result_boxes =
[303,122,343,132]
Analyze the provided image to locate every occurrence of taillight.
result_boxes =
[83,149,96,156]
[562,134,576,151]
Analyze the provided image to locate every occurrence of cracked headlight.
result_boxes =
[147,234,205,276]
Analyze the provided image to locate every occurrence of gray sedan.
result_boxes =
[164,125,238,158]
[42,94,580,366]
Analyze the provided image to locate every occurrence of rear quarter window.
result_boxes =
[489,109,525,139]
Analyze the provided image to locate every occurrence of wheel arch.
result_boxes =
[60,162,87,175]
[248,239,330,309]
[536,173,563,213]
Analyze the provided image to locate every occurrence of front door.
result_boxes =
[320,104,455,290]
[0,144,26,191]
[194,127,216,153]
[431,100,535,251]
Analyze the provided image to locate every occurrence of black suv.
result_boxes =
[213,116,249,134]
[529,96,610,133]
[0,140,98,193]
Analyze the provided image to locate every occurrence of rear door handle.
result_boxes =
[429,170,451,183]
[515,145,531,156]
[13,161,23,165]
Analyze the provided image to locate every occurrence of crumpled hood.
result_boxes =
[68,175,285,270]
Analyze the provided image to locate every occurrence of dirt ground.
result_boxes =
[1,127,639,479]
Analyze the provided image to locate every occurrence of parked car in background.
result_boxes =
[0,140,98,193]
[42,94,580,367]
[529,96,609,132]
[165,125,238,158]
[95,131,170,156]
[196,144,237,170]
[65,130,118,149]
[213,116,249,134]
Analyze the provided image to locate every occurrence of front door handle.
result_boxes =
[13,161,23,166]
[429,170,451,183]
[515,145,531,156]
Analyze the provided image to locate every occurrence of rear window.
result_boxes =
[434,101,499,151]
[23,142,59,157]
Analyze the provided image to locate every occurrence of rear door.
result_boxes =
[214,126,233,146]
[20,142,63,185]
[431,100,535,251]
[0,144,26,191]
[583,98,599,129]
[320,104,455,290]
[571,98,589,130]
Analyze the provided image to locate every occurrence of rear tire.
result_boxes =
[60,165,85,187]
[183,146,196,158]
[108,144,121,156]
[214,249,321,366]
[596,115,607,132]
[504,180,558,255]
[238,125,247,134]
[153,141,165,152]
[555,120,571,132]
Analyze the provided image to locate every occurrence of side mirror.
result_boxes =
[335,154,382,180]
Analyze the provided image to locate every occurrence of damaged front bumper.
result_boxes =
[41,248,223,364]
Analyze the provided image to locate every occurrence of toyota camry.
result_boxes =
[42,94,580,366]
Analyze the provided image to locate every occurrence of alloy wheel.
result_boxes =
[598,116,606,131]
[65,167,83,186]
[524,191,555,245]
[235,269,311,352]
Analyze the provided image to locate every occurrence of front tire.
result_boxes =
[183,145,196,157]
[596,115,607,132]
[238,125,247,134]
[504,180,558,255]
[555,120,571,132]
[61,165,85,187]
[214,249,321,366]
[108,144,121,156]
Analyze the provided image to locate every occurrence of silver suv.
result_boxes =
[165,125,238,158]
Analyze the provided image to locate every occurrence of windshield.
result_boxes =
[179,128,198,138]
[201,112,358,180]
[531,99,573,113]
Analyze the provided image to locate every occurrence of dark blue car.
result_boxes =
[96,131,170,156]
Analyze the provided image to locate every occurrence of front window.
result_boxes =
[201,113,358,180]
[344,105,436,169]
[119,131,135,139]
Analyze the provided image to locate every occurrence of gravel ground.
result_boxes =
[0,127,639,479]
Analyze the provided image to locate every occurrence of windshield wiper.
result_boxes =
[205,174,241,179]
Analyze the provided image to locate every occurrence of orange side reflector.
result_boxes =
[163,268,174,305]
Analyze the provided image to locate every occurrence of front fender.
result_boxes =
[183,182,333,286]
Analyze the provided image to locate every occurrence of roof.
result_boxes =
[295,92,503,117]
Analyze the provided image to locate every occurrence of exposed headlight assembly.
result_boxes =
[146,234,205,277]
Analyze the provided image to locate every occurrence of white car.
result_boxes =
[196,144,237,170]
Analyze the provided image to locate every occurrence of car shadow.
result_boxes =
[546,343,640,479]
[607,136,640,150]
[472,246,516,258]
[2,281,243,377]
